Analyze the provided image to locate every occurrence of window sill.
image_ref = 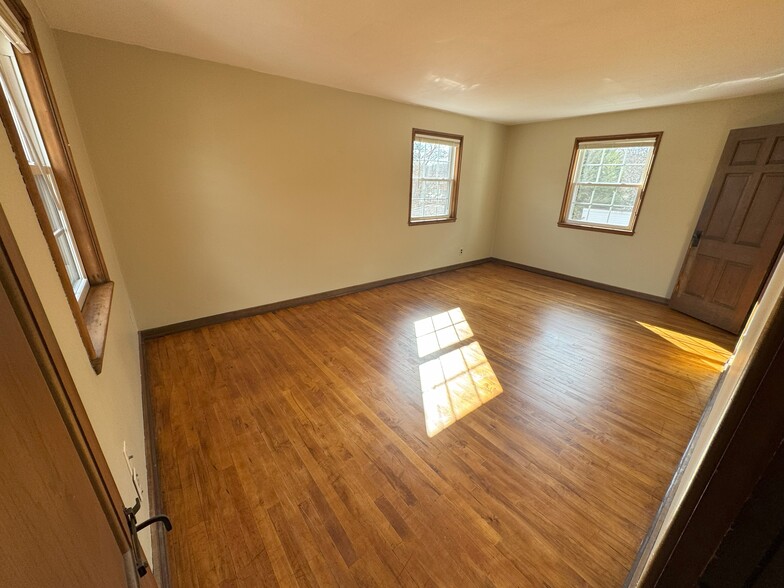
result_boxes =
[409,218,457,226]
[557,221,635,236]
[81,281,114,374]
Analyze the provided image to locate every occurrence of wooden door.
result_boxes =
[0,258,133,586]
[670,123,784,334]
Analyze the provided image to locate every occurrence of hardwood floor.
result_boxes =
[145,262,736,587]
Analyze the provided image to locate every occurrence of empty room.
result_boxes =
[1,0,784,586]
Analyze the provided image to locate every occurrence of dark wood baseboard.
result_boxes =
[139,334,170,588]
[490,257,670,305]
[140,258,493,340]
[140,257,669,342]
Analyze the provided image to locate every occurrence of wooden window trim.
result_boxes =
[557,132,663,236]
[408,128,463,226]
[0,0,112,373]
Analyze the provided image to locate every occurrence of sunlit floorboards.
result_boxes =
[145,262,736,587]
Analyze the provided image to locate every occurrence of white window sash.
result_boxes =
[414,134,461,148]
[567,183,642,231]
[578,138,657,150]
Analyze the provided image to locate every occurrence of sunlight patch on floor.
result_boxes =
[414,307,474,358]
[636,321,733,370]
[418,335,503,437]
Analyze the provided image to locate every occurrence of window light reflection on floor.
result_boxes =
[636,321,733,370]
[417,318,503,437]
[414,307,474,358]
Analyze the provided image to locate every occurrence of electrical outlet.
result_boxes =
[459,248,463,255]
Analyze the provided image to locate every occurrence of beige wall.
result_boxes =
[53,31,508,330]
[494,93,784,298]
[0,3,150,555]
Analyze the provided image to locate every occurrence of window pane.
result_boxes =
[578,164,599,182]
[413,141,454,180]
[575,186,592,203]
[626,146,652,164]
[568,185,641,229]
[592,186,615,204]
[580,204,611,224]
[602,148,625,165]
[583,149,603,164]
[615,186,638,206]
[412,179,452,218]
[571,204,587,221]
[621,164,645,184]
[598,164,622,183]
[33,172,64,232]
[55,231,81,287]
[608,207,633,227]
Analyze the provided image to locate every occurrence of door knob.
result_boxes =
[135,513,172,533]
[124,498,172,578]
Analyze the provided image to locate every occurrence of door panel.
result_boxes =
[671,123,784,333]
[712,262,749,308]
[684,255,719,298]
[736,174,784,246]
[0,281,130,587]
[730,139,765,165]
[704,174,749,240]
[770,137,784,164]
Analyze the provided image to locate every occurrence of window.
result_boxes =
[0,38,90,305]
[559,133,662,234]
[0,0,112,373]
[409,129,463,225]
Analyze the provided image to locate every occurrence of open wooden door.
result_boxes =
[0,204,155,586]
[0,277,132,587]
[670,123,784,334]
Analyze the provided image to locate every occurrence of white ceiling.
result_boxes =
[37,0,784,124]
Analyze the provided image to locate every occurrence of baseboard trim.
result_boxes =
[139,333,170,588]
[140,256,669,341]
[139,257,494,340]
[490,257,670,305]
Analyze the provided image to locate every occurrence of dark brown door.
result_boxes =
[0,267,133,586]
[670,123,784,334]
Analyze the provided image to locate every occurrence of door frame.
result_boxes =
[627,255,784,585]
[0,203,144,585]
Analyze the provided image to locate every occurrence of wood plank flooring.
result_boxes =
[145,262,736,587]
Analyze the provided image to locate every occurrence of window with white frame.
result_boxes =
[559,133,662,234]
[0,0,112,373]
[409,129,463,224]
[0,35,89,305]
